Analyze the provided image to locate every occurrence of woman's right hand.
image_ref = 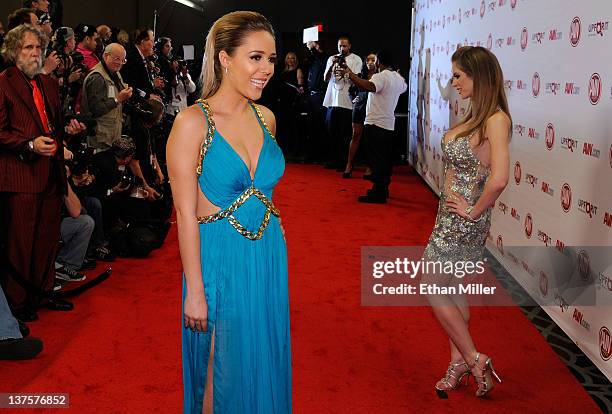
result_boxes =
[184,293,208,332]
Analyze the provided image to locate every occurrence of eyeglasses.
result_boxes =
[107,55,127,64]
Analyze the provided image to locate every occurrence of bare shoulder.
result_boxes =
[255,103,276,134]
[486,110,511,130]
[168,105,206,147]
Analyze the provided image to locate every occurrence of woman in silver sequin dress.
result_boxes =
[422,46,512,398]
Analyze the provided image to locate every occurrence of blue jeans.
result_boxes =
[0,286,21,340]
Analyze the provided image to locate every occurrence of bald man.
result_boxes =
[81,43,132,151]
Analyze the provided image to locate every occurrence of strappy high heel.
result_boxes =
[435,361,470,398]
[470,352,502,397]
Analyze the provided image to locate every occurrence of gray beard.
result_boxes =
[17,57,43,78]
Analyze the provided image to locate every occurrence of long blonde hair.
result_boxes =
[451,46,511,145]
[200,11,275,99]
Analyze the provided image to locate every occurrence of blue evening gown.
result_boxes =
[182,100,291,413]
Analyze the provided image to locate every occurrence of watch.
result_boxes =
[28,140,35,152]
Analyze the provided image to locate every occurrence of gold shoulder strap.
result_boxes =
[195,99,216,176]
[249,101,276,141]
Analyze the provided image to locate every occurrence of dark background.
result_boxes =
[1,0,412,73]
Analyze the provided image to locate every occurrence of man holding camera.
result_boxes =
[0,24,86,320]
[81,43,132,152]
[167,59,195,115]
[323,35,362,170]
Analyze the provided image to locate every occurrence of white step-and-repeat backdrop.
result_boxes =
[409,0,612,379]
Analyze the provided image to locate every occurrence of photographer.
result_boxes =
[166,59,195,115]
[129,98,165,203]
[155,37,174,102]
[55,167,94,283]
[74,24,99,72]
[81,43,132,152]
[121,29,164,99]
[323,35,362,170]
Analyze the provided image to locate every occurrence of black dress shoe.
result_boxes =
[358,194,387,204]
[342,171,352,179]
[79,257,97,270]
[14,308,38,322]
[0,337,43,360]
[367,188,389,199]
[18,320,30,338]
[46,298,74,311]
[363,173,373,181]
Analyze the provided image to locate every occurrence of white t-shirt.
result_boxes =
[365,70,407,131]
[322,53,363,110]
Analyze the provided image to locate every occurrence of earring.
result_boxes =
[225,66,228,74]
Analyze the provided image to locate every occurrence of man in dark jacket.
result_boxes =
[0,24,85,321]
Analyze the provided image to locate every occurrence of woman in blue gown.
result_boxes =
[166,11,291,413]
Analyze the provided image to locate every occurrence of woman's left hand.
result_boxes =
[445,191,471,220]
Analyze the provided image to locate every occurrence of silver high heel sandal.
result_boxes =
[470,352,502,397]
[435,361,470,399]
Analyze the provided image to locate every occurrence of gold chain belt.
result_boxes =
[197,186,280,241]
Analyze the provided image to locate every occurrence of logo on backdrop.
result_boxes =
[545,123,555,150]
[480,1,486,18]
[578,199,598,219]
[583,141,601,158]
[564,82,581,95]
[459,8,462,24]
[561,136,579,152]
[510,0,517,9]
[570,17,581,47]
[487,33,493,49]
[589,73,602,105]
[496,235,504,255]
[521,27,528,50]
[589,21,609,37]
[561,183,572,212]
[610,143,612,168]
[532,72,541,97]
[514,161,522,185]
[526,173,538,188]
[600,327,612,361]
[524,213,533,238]
[539,271,548,297]
[573,308,591,331]
[577,250,591,282]
[549,28,563,41]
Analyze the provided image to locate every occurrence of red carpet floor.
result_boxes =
[0,164,600,413]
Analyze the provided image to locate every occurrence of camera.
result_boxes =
[124,88,154,117]
[65,113,97,137]
[336,54,346,67]
[66,143,95,177]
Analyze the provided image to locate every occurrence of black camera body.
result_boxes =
[336,54,347,67]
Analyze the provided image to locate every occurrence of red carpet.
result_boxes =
[0,164,600,413]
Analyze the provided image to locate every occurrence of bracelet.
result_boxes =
[465,206,484,222]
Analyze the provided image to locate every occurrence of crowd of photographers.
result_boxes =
[0,0,197,360]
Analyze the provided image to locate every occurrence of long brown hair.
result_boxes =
[451,46,511,145]
[200,11,275,99]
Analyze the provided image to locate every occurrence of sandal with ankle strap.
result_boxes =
[435,361,470,399]
[470,352,502,397]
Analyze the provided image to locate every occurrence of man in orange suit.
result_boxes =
[0,24,85,321]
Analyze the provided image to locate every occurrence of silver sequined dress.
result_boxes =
[423,131,491,263]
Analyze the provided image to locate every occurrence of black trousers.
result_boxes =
[325,107,352,166]
[364,124,394,195]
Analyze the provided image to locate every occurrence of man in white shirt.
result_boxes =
[323,36,362,169]
[342,51,407,203]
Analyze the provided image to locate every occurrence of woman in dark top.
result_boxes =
[278,51,305,155]
[343,52,377,178]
